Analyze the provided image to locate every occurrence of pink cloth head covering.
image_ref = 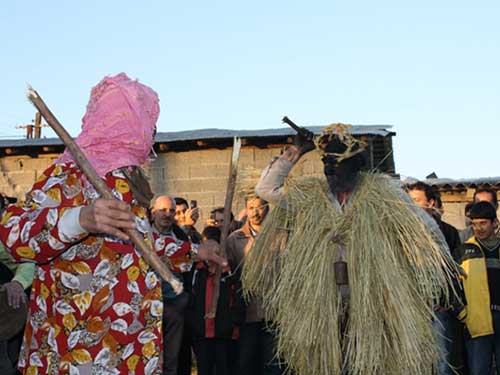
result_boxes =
[57,73,160,176]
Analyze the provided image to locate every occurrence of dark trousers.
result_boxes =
[0,333,23,375]
[177,318,192,375]
[466,310,500,375]
[193,338,231,375]
[0,340,16,375]
[237,321,284,375]
[163,292,190,375]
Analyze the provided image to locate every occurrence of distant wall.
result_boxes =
[0,147,324,231]
[0,154,58,198]
[143,146,324,229]
[1,150,494,233]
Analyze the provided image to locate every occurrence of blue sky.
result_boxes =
[0,1,498,179]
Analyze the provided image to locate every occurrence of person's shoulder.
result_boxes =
[441,220,459,233]
[172,224,189,242]
[37,161,81,181]
[457,239,482,261]
[226,228,248,246]
[29,162,84,197]
[230,226,250,238]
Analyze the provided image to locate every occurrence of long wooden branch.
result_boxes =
[206,137,241,318]
[27,87,183,295]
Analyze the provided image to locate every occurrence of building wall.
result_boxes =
[0,147,324,231]
[2,149,495,234]
[144,146,324,230]
[0,154,58,199]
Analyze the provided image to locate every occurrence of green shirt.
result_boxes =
[0,242,35,290]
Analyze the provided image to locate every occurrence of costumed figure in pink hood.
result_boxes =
[0,73,225,375]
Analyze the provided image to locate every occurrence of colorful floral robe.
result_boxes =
[0,162,163,375]
[152,231,193,274]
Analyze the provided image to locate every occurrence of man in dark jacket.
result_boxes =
[225,195,284,375]
[407,181,463,374]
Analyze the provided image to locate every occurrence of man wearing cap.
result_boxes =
[459,188,499,244]
[0,74,225,375]
[457,201,500,375]
[244,123,460,375]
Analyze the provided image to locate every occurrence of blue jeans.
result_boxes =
[433,310,455,375]
[466,310,500,375]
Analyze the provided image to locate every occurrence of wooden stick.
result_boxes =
[27,87,183,295]
[206,137,241,318]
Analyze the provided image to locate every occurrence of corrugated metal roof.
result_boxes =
[403,176,500,189]
[0,125,394,148]
[154,125,394,142]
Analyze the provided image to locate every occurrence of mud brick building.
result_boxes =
[0,125,396,228]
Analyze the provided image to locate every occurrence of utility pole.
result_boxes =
[16,112,47,139]
[34,112,42,139]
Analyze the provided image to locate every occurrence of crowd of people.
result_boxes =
[406,183,500,375]
[0,73,499,375]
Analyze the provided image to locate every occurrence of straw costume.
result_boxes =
[243,124,460,375]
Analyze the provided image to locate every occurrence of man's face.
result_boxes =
[322,156,360,193]
[471,218,497,240]
[475,192,495,206]
[175,204,188,226]
[152,197,176,232]
[246,198,268,227]
[409,189,435,209]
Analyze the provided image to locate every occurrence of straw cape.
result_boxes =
[242,171,459,375]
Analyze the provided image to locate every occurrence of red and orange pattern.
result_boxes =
[0,162,164,375]
[152,233,192,274]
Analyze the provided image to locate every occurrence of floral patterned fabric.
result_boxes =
[152,231,192,274]
[0,162,165,375]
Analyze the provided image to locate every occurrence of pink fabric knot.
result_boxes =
[57,73,160,176]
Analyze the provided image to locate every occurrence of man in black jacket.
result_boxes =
[407,181,463,375]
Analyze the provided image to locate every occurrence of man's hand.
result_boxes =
[206,217,219,227]
[184,207,199,226]
[294,129,315,156]
[198,239,228,268]
[1,281,26,309]
[79,199,136,241]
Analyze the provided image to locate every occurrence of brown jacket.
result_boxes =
[226,222,264,323]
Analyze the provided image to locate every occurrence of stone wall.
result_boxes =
[144,146,325,230]
[0,148,490,234]
[0,154,58,199]
[0,147,323,231]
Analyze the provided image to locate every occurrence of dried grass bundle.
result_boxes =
[242,172,458,375]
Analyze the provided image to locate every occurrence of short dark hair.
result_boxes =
[407,181,437,203]
[473,188,498,209]
[0,194,17,212]
[201,226,221,243]
[469,201,497,221]
[210,207,234,221]
[464,202,474,217]
[174,197,188,208]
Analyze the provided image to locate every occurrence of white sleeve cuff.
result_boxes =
[190,243,199,256]
[58,206,88,242]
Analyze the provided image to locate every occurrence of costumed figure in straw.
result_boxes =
[242,120,463,375]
